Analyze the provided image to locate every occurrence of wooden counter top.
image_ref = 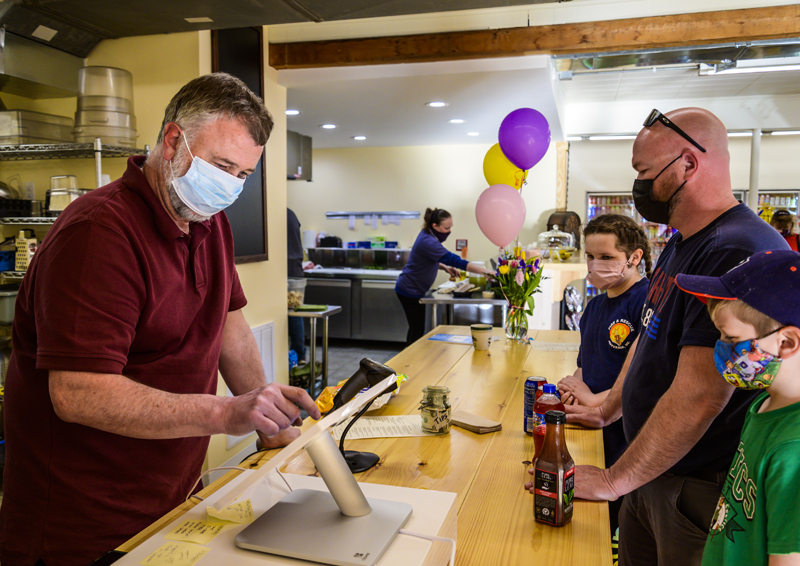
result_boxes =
[118,327,610,566]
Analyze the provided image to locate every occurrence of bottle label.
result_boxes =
[533,411,547,437]
[534,466,575,526]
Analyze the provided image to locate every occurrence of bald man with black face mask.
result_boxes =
[558,108,790,566]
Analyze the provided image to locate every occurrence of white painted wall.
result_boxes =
[287,143,557,279]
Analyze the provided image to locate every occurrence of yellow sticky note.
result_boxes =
[139,542,210,566]
[206,499,255,524]
[164,519,225,545]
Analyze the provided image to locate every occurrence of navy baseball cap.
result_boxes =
[675,250,800,329]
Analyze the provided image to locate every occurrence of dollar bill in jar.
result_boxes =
[419,385,451,435]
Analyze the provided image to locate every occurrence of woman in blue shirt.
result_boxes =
[395,208,495,345]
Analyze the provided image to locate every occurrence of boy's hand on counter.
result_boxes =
[557,376,593,406]
[221,383,321,438]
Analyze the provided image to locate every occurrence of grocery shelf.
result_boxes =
[0,143,146,161]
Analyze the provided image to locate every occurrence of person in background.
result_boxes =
[553,214,652,542]
[395,207,494,345]
[770,209,799,251]
[565,107,790,566]
[675,250,800,566]
[287,208,306,364]
[0,73,320,566]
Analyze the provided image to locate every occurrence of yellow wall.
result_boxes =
[287,144,557,283]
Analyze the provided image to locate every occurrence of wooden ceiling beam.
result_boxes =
[269,4,800,69]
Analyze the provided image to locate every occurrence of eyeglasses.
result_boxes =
[643,109,707,153]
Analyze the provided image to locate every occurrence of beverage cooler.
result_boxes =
[757,190,799,222]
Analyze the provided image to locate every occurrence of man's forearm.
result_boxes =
[50,370,228,439]
[607,383,721,494]
[606,345,733,495]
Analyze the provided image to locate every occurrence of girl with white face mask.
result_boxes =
[556,213,653,543]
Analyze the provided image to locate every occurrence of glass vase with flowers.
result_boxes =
[495,252,544,341]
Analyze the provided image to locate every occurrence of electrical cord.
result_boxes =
[186,466,246,502]
[398,529,456,566]
[238,447,269,465]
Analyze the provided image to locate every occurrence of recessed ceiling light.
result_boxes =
[31,25,58,41]
[727,131,753,137]
[285,109,300,116]
[184,17,213,23]
[467,132,479,136]
[771,130,800,136]
[353,136,366,141]
[427,102,447,108]
[566,136,583,141]
[449,119,465,124]
[321,124,336,129]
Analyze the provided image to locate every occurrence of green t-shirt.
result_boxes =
[702,392,800,566]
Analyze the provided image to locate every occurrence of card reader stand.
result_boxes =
[232,374,412,566]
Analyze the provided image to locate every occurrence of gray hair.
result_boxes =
[156,72,274,147]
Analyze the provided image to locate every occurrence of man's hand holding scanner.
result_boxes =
[221,382,320,438]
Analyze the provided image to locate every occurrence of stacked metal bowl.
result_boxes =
[73,66,137,147]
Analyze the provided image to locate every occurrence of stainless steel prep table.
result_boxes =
[419,292,509,327]
[287,305,341,395]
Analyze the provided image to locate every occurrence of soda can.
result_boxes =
[524,376,548,434]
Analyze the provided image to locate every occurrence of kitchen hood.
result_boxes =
[0,0,107,99]
[0,29,83,99]
[0,0,107,58]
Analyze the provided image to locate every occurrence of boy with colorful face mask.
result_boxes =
[676,249,800,566]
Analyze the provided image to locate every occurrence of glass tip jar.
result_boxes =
[419,385,451,435]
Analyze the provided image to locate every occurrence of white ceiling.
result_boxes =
[280,56,563,149]
[282,56,800,147]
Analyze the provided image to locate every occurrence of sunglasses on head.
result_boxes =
[643,109,706,153]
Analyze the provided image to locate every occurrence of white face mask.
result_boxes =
[170,132,246,217]
[586,257,633,290]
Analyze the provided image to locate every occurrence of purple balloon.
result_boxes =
[498,108,551,170]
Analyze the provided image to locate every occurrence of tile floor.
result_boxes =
[322,338,403,387]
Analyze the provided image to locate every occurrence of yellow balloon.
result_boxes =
[483,143,528,190]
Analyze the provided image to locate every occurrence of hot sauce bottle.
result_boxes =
[533,410,574,527]
[532,384,565,459]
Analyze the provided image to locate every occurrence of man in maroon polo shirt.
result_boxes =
[0,73,321,566]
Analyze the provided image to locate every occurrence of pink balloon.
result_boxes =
[475,184,527,248]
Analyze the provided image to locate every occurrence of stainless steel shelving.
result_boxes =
[0,271,25,280]
[0,140,150,188]
[0,143,146,161]
[0,218,57,225]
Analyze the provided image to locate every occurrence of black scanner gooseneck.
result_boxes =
[331,358,398,473]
